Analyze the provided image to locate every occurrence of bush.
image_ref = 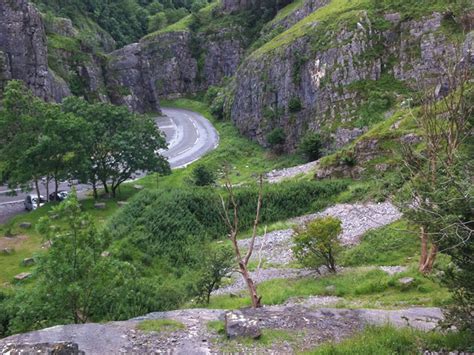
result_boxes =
[288,97,302,112]
[192,165,216,186]
[298,132,322,161]
[148,12,167,32]
[196,245,234,304]
[204,86,220,105]
[266,128,286,154]
[293,216,342,273]
[210,94,225,120]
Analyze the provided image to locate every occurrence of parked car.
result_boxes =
[49,190,69,202]
[24,194,47,211]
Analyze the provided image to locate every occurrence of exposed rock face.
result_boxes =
[0,307,443,354]
[228,12,472,151]
[106,31,244,112]
[0,0,69,100]
[225,310,262,339]
[1,342,84,355]
[230,13,381,150]
[106,43,159,112]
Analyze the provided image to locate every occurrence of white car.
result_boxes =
[24,194,47,211]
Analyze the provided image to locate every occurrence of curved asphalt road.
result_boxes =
[0,108,219,224]
[158,108,219,169]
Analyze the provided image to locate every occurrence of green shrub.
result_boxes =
[298,132,322,161]
[266,128,286,153]
[204,86,220,105]
[210,94,225,120]
[192,165,216,186]
[293,217,342,273]
[288,97,302,112]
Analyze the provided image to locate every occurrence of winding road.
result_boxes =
[0,108,219,224]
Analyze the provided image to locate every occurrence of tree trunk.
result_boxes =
[92,181,98,200]
[420,244,438,274]
[34,179,41,206]
[419,226,428,271]
[102,180,109,195]
[54,176,59,198]
[419,226,438,274]
[239,262,262,308]
[45,176,50,202]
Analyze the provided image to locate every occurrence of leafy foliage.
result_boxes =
[62,96,170,197]
[266,128,286,154]
[293,217,342,273]
[0,82,170,200]
[1,193,185,335]
[192,164,216,186]
[33,0,202,46]
[298,132,322,162]
[196,245,234,304]
[288,97,302,113]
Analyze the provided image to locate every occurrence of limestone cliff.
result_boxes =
[106,29,244,112]
[228,11,472,150]
[0,0,69,101]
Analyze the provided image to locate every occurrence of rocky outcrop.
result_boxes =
[0,307,443,354]
[106,30,244,112]
[228,12,472,151]
[0,0,69,101]
[1,342,84,355]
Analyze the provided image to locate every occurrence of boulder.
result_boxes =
[19,222,32,229]
[117,201,129,207]
[1,248,14,255]
[225,310,261,339]
[94,203,106,210]
[325,285,336,294]
[22,257,35,266]
[101,251,111,257]
[398,277,415,286]
[42,240,53,249]
[14,272,32,281]
[133,185,144,190]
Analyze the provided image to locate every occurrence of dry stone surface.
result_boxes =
[238,202,401,267]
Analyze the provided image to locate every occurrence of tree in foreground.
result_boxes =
[220,173,264,308]
[398,51,472,275]
[4,191,173,333]
[293,216,342,273]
